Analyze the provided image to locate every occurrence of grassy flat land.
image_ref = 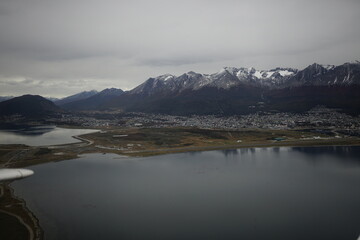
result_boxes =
[1,127,360,167]
[85,127,360,156]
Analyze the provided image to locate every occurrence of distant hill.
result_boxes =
[55,90,98,106]
[46,97,60,102]
[0,96,14,102]
[61,88,124,111]
[0,95,64,119]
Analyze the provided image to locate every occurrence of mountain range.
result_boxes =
[1,61,359,117]
[103,61,360,115]
[126,62,359,95]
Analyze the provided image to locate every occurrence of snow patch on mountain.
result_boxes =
[321,64,335,70]
[279,70,294,77]
[254,71,262,79]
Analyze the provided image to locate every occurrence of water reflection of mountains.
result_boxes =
[292,146,360,163]
[221,147,274,156]
[3,125,55,136]
[220,146,360,164]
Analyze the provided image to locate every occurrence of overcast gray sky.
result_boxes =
[0,0,359,97]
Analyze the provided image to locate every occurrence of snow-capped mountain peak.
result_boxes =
[155,74,175,82]
[344,60,360,65]
[220,67,239,75]
[321,64,335,70]
[97,88,124,96]
[128,62,359,96]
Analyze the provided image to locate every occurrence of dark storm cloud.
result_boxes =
[0,0,359,97]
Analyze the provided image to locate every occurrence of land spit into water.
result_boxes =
[1,126,360,168]
[0,183,43,240]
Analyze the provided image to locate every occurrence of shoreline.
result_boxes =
[0,183,43,240]
[1,126,360,167]
[1,126,359,240]
[119,138,360,157]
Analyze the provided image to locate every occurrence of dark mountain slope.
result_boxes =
[55,90,98,106]
[106,85,264,115]
[0,95,64,118]
[62,88,124,111]
[0,96,14,102]
[265,85,360,114]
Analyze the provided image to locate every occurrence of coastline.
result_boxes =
[1,126,359,240]
[121,140,360,157]
[0,183,43,240]
[1,126,360,167]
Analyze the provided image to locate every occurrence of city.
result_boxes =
[49,106,360,132]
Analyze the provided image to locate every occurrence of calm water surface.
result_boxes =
[0,126,98,146]
[11,146,360,240]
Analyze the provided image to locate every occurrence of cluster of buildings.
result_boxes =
[54,106,360,131]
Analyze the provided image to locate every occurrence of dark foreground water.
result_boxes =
[11,146,360,240]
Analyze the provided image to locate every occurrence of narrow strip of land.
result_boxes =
[1,127,360,167]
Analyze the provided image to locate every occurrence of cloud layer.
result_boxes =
[1,0,360,97]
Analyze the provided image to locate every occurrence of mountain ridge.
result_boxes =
[1,61,359,116]
[104,62,360,115]
[129,62,360,95]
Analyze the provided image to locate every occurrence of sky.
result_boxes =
[0,0,359,98]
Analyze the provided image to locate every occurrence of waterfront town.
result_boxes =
[47,106,360,132]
